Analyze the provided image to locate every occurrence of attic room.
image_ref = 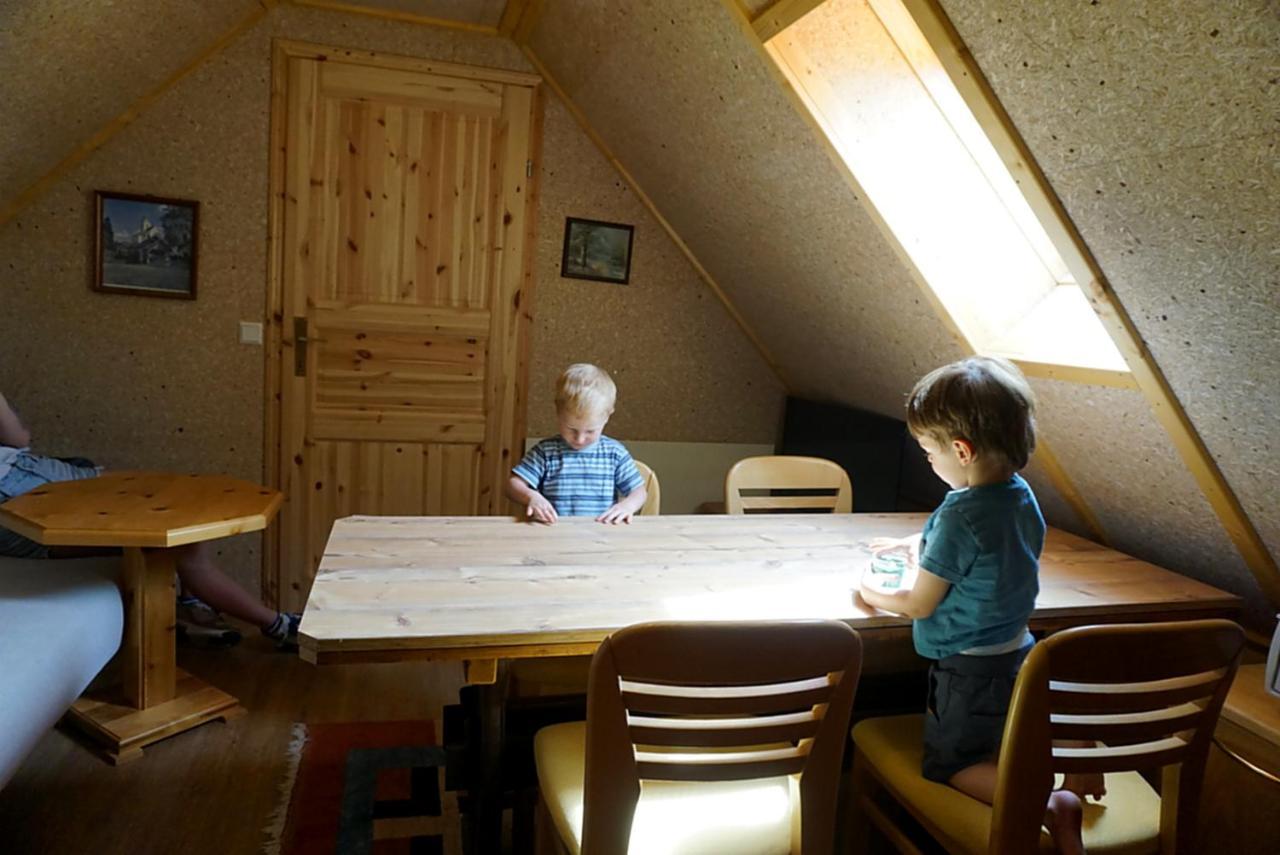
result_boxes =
[0,0,1276,852]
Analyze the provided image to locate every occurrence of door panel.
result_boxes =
[276,52,537,609]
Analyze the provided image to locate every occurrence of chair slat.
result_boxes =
[1051,736,1189,774]
[1048,668,1226,712]
[1049,702,1205,743]
[622,686,832,716]
[636,753,808,782]
[739,495,840,510]
[630,717,820,747]
[620,674,833,698]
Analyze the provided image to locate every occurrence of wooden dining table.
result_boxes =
[300,512,1241,851]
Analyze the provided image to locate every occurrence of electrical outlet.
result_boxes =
[239,321,264,345]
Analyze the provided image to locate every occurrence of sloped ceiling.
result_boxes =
[523,0,1278,625]
[527,1,968,413]
[0,0,265,205]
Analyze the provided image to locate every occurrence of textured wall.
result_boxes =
[938,0,1280,625]
[0,0,264,206]
[1033,380,1269,628]
[0,3,783,595]
[527,96,785,441]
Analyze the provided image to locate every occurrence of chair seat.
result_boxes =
[851,715,1162,855]
[535,721,798,855]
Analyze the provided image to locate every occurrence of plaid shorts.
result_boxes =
[0,453,100,558]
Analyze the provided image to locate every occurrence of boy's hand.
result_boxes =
[525,493,558,524]
[868,533,921,566]
[596,503,634,525]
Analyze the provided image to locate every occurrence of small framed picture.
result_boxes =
[560,217,634,285]
[94,190,199,299]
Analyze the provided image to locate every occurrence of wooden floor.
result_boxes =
[0,631,467,854]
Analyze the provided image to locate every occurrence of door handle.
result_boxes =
[293,317,308,377]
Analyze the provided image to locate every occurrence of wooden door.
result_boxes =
[271,46,540,609]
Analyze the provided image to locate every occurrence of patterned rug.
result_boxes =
[264,720,460,855]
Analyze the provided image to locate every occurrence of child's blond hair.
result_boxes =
[555,363,616,418]
[906,356,1037,468]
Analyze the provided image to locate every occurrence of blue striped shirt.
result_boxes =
[512,436,643,517]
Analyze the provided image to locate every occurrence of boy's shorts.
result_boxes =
[922,643,1032,783]
[0,453,99,559]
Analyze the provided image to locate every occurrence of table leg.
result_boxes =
[63,546,243,764]
[122,546,176,707]
[465,661,510,855]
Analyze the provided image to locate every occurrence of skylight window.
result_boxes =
[762,0,1128,374]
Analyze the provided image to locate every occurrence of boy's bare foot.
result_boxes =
[1062,771,1107,801]
[1045,789,1087,855]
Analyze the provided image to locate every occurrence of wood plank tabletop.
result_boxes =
[300,514,1241,662]
[0,470,283,548]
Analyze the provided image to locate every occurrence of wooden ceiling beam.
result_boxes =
[751,0,829,43]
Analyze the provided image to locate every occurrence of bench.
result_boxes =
[0,556,123,787]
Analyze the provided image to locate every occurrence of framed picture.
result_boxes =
[560,217,634,285]
[94,190,199,299]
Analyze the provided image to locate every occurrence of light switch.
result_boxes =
[239,321,264,345]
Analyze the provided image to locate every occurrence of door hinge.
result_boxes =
[526,159,533,178]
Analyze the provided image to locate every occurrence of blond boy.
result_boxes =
[505,364,647,524]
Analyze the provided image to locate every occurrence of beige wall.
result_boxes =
[0,3,783,596]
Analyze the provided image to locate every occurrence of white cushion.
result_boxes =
[0,556,123,788]
[535,721,799,855]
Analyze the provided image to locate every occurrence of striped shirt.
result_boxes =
[512,436,643,517]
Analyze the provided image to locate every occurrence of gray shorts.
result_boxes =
[922,642,1032,782]
[0,453,100,558]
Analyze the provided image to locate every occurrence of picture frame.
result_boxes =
[94,190,199,299]
[560,217,634,285]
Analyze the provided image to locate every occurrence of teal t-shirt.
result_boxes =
[913,474,1044,660]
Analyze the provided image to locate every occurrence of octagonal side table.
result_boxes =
[0,471,282,763]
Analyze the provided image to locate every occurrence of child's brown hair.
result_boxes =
[906,356,1037,468]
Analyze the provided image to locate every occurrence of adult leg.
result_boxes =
[173,541,276,628]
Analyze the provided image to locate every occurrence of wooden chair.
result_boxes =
[724,456,852,514]
[534,620,863,854]
[633,460,661,517]
[849,619,1245,855]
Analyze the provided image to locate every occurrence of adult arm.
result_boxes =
[0,393,32,448]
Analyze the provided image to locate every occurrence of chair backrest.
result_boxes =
[991,620,1244,855]
[581,620,863,854]
[632,460,661,516]
[724,456,853,514]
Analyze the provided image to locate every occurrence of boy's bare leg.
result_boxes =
[951,761,1086,855]
[949,760,998,803]
[1045,790,1086,855]
[1058,740,1106,800]
[174,542,277,629]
